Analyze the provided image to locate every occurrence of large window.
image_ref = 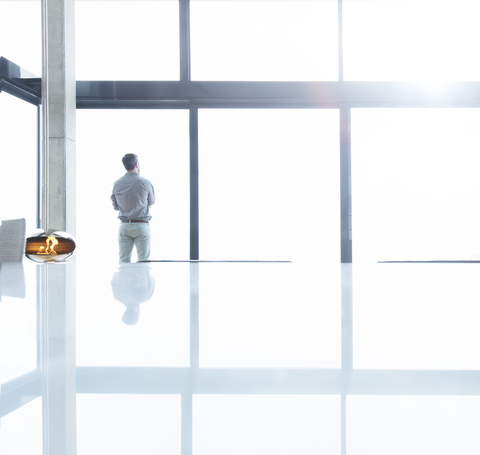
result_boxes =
[190,0,338,81]
[0,92,38,235]
[75,0,180,81]
[76,110,190,263]
[0,0,41,75]
[199,109,340,262]
[343,0,480,81]
[351,108,480,262]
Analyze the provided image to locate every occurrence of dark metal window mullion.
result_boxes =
[37,104,42,228]
[338,0,344,82]
[338,0,352,264]
[190,107,199,260]
[179,0,191,82]
[181,0,197,260]
[340,106,352,263]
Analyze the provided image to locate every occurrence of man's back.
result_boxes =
[111,172,155,222]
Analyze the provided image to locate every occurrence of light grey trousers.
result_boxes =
[118,222,151,262]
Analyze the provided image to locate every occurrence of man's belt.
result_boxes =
[122,220,149,223]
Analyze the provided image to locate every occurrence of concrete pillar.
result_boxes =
[40,1,77,453]
[41,0,76,236]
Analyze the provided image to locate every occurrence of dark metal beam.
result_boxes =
[0,75,41,105]
[76,81,480,109]
[0,56,38,79]
[0,57,41,105]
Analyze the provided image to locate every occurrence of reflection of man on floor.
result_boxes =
[110,263,156,325]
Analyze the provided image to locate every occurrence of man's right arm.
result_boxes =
[111,192,119,211]
[147,183,155,207]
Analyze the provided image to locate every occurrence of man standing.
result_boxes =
[111,153,155,262]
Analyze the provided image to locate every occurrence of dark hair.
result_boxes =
[122,153,138,171]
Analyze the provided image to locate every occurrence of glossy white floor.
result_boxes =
[1,260,480,454]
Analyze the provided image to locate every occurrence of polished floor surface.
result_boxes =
[1,260,480,454]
